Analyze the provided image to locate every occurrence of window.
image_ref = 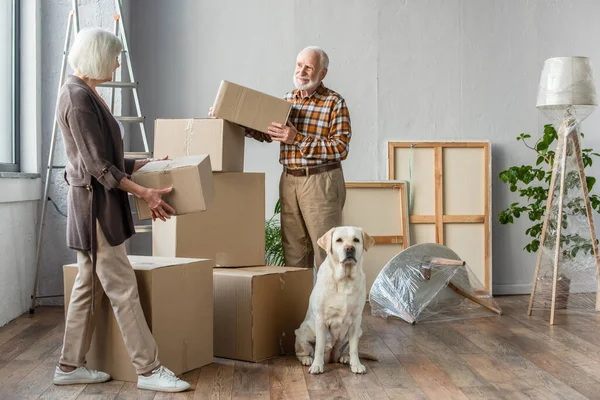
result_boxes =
[0,0,19,172]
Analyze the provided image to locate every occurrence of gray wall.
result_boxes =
[28,0,600,309]
[127,0,600,295]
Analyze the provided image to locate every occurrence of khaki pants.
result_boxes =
[59,222,159,375]
[279,167,346,269]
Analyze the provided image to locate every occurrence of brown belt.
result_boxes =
[284,162,341,177]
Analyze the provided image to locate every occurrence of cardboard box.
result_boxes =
[154,118,245,172]
[212,80,292,134]
[63,256,214,383]
[131,155,214,221]
[153,172,265,267]
[213,266,313,362]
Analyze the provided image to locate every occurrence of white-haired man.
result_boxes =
[260,46,352,270]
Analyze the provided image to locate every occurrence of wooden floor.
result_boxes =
[2,296,600,399]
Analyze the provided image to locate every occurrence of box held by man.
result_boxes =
[212,80,292,134]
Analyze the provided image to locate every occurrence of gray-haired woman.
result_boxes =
[53,27,190,393]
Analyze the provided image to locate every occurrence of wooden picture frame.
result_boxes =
[342,181,410,297]
[387,141,492,292]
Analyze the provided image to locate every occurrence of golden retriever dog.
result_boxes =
[294,226,375,374]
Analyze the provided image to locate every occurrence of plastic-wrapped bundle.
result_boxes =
[369,243,502,324]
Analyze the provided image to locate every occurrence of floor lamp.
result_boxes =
[527,56,600,325]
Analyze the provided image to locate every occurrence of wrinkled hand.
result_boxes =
[142,187,176,222]
[267,121,297,144]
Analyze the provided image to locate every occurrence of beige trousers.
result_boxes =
[59,222,159,375]
[279,167,346,269]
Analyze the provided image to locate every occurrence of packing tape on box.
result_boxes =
[183,119,194,157]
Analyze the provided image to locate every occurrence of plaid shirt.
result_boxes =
[280,83,352,168]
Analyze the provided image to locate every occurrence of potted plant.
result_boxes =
[265,199,285,266]
[498,124,600,307]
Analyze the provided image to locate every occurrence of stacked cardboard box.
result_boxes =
[151,83,311,362]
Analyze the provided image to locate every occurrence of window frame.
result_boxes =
[0,0,20,173]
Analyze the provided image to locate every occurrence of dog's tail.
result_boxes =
[359,352,379,361]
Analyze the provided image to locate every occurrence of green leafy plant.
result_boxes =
[265,199,285,266]
[498,124,600,259]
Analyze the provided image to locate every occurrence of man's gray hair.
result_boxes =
[303,46,329,71]
[68,28,123,80]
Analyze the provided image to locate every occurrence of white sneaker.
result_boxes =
[137,366,191,392]
[53,366,111,385]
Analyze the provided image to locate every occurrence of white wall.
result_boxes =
[0,0,41,327]
[126,0,600,295]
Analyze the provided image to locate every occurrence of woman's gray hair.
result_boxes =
[68,28,123,80]
[303,46,329,71]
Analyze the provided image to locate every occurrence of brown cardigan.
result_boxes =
[57,75,136,252]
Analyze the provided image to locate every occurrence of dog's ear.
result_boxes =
[361,229,375,251]
[317,227,337,253]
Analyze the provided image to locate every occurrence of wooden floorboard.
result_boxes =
[3,296,600,399]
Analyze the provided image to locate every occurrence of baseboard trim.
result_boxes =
[493,283,531,296]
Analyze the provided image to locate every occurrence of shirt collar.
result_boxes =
[293,82,327,101]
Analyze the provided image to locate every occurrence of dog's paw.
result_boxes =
[309,363,324,374]
[339,355,350,365]
[298,356,313,366]
[351,363,366,374]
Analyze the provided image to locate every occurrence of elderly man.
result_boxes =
[259,46,352,270]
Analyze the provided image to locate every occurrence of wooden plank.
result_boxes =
[434,146,444,244]
[0,320,56,363]
[0,315,36,347]
[385,388,429,399]
[409,215,435,224]
[444,215,485,223]
[400,184,409,247]
[346,182,405,189]
[232,361,270,399]
[372,236,403,245]
[193,358,234,400]
[388,142,489,149]
[388,142,396,180]
[114,382,156,400]
[268,355,309,400]
[483,142,491,294]
[410,215,485,224]
[75,380,125,399]
[400,354,470,399]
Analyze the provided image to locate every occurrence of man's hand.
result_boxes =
[133,155,168,173]
[268,121,298,144]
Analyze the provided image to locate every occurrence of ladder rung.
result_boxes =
[135,225,152,233]
[116,116,145,123]
[99,81,137,88]
[125,152,152,159]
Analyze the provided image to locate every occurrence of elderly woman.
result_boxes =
[52,28,190,393]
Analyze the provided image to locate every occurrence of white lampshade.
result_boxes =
[537,56,597,123]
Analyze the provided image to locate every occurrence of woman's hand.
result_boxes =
[141,187,176,222]
[133,155,168,172]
